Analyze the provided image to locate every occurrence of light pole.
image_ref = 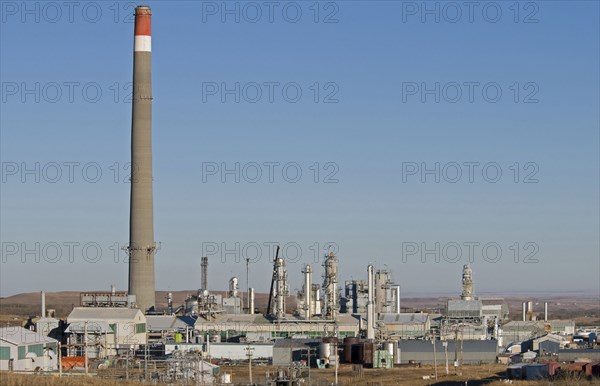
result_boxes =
[245,345,254,385]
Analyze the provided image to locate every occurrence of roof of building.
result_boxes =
[146,316,193,331]
[68,307,144,321]
[195,313,360,327]
[0,327,57,346]
[65,321,113,334]
[502,320,575,331]
[273,338,321,348]
[381,313,429,325]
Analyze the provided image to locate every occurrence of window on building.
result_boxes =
[135,323,146,334]
[18,346,25,360]
[28,344,43,356]
[0,347,10,360]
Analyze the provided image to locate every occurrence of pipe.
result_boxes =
[128,5,156,311]
[304,265,312,319]
[395,285,401,314]
[249,288,255,315]
[41,291,45,318]
[367,265,375,340]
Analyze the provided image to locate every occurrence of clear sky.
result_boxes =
[1,1,599,298]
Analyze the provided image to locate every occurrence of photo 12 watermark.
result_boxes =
[400,241,540,264]
[401,81,539,104]
[1,81,132,104]
[201,241,339,264]
[1,1,140,24]
[0,241,157,264]
[400,1,540,24]
[201,81,340,104]
[201,161,340,184]
[401,162,539,183]
[200,1,340,24]
[1,161,141,184]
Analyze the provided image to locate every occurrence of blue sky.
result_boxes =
[1,1,598,297]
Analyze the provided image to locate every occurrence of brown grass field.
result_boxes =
[2,364,600,385]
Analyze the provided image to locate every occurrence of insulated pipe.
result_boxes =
[395,285,401,314]
[41,291,46,318]
[304,265,312,319]
[367,265,375,340]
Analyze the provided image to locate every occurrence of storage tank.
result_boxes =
[344,337,360,363]
[319,342,332,360]
[362,342,374,366]
[383,341,394,361]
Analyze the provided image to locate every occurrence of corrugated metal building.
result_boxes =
[521,334,562,355]
[207,342,274,360]
[272,339,320,366]
[194,314,360,339]
[0,327,58,371]
[501,320,575,342]
[397,340,498,364]
[146,315,196,344]
[67,307,147,356]
[558,348,600,362]
[381,313,430,338]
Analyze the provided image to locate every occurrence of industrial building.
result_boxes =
[67,307,147,357]
[500,320,576,343]
[397,340,498,365]
[0,327,58,371]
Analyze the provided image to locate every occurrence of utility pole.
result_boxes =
[58,342,62,377]
[245,345,255,385]
[334,341,339,385]
[84,321,88,375]
[443,341,449,375]
[432,336,438,380]
[200,351,205,386]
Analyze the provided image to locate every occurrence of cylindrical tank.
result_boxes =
[393,341,401,365]
[362,342,374,366]
[383,341,394,357]
[353,343,363,364]
[344,337,360,363]
[322,337,338,344]
[319,342,331,359]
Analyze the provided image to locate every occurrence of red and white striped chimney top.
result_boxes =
[134,6,151,52]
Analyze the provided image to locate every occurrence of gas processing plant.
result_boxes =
[5,6,589,384]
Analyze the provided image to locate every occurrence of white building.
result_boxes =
[0,327,58,371]
[67,307,147,357]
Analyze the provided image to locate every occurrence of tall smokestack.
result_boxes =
[544,302,548,321]
[128,5,156,312]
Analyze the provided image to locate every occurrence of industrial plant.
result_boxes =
[2,5,599,386]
